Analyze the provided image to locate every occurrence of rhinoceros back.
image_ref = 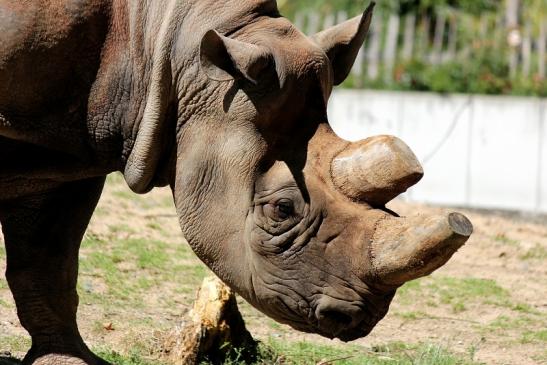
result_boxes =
[0,0,113,195]
[0,0,109,129]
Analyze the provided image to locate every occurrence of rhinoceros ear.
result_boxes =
[200,30,272,84]
[311,2,375,85]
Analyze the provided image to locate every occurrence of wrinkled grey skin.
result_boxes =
[0,1,472,364]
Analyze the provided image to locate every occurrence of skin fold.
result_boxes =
[0,1,472,364]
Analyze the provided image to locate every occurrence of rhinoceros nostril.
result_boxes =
[319,310,353,326]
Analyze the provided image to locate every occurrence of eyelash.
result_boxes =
[264,199,294,221]
[274,200,293,219]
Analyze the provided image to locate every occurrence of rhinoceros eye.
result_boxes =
[275,199,294,220]
[264,199,294,221]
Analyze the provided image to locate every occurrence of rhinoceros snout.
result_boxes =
[313,293,393,341]
[314,296,368,341]
[311,212,472,341]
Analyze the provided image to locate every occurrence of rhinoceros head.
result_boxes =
[127,2,472,341]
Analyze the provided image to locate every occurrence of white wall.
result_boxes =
[328,90,547,214]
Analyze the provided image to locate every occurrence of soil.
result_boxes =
[1,178,546,365]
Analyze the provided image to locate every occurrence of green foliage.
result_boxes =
[493,234,520,247]
[279,1,545,96]
[95,349,164,365]
[417,0,498,13]
[521,329,547,344]
[86,341,485,365]
[0,336,30,355]
[278,0,499,16]
[428,277,510,310]
[387,46,546,96]
[78,234,208,309]
[252,340,482,365]
[395,276,515,313]
[487,315,535,331]
[520,244,547,260]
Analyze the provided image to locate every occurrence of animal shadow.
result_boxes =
[0,356,21,365]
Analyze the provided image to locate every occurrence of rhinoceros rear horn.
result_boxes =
[200,30,273,84]
[311,2,375,85]
[331,135,423,206]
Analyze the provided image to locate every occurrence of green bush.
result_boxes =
[377,46,546,97]
[280,0,546,97]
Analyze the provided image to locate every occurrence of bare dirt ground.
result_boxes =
[1,174,546,364]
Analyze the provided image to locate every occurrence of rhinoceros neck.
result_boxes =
[87,0,183,172]
[117,0,280,192]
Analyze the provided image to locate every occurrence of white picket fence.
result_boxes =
[328,90,547,214]
[293,5,547,84]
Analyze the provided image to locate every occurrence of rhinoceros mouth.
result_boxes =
[305,288,396,341]
[310,307,390,341]
[288,309,381,341]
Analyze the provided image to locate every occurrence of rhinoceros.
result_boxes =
[0,0,472,364]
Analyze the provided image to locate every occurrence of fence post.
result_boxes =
[306,11,321,35]
[479,14,489,38]
[322,13,335,30]
[521,25,531,77]
[336,10,347,24]
[417,14,431,64]
[294,12,305,33]
[445,15,458,61]
[402,14,416,61]
[539,20,546,79]
[383,13,400,83]
[505,0,520,77]
[366,14,382,81]
[430,13,446,64]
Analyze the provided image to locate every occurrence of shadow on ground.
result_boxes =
[0,356,21,365]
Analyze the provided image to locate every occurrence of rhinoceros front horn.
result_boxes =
[331,135,423,206]
[370,212,473,287]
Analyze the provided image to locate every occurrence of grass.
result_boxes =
[396,276,511,313]
[106,172,125,185]
[145,221,166,235]
[521,329,547,344]
[487,315,534,331]
[493,234,520,247]
[85,340,483,365]
[394,279,421,305]
[430,277,510,311]
[95,348,165,365]
[511,303,539,314]
[396,311,428,320]
[108,224,137,235]
[78,234,208,310]
[253,340,481,365]
[519,243,547,260]
[0,336,30,354]
[107,172,174,211]
[396,276,547,345]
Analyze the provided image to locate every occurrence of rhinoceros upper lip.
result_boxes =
[310,286,396,341]
[316,308,380,341]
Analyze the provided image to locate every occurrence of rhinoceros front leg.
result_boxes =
[0,177,108,365]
